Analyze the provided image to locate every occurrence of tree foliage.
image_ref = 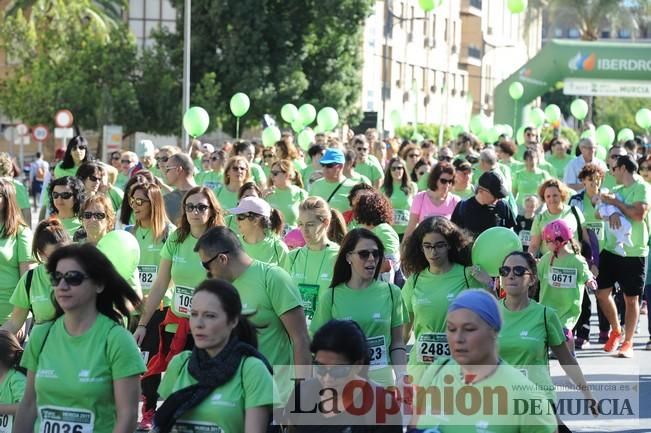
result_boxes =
[594,97,651,134]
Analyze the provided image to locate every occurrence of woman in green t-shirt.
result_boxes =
[0,180,34,326]
[0,330,26,425]
[218,157,253,215]
[229,196,289,268]
[47,176,84,238]
[76,162,106,199]
[78,194,115,245]
[311,228,405,386]
[53,136,91,179]
[3,220,71,335]
[15,244,145,433]
[546,138,574,179]
[156,279,274,433]
[513,150,552,212]
[116,171,157,228]
[381,157,417,238]
[266,159,308,229]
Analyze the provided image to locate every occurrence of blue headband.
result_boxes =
[448,289,502,332]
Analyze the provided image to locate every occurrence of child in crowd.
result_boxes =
[515,195,539,252]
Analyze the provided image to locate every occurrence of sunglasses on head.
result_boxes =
[352,249,380,260]
[52,192,73,200]
[236,212,258,221]
[50,270,88,287]
[82,211,106,220]
[321,163,337,169]
[185,203,210,213]
[129,197,150,207]
[313,361,353,379]
[498,265,530,277]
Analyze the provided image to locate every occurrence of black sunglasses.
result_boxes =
[236,212,258,221]
[498,265,530,277]
[211,156,221,161]
[50,270,88,287]
[88,175,101,182]
[156,156,169,163]
[82,211,106,220]
[356,147,369,152]
[201,251,229,270]
[391,166,404,171]
[120,159,131,164]
[185,203,210,213]
[313,361,353,379]
[73,145,87,151]
[320,163,337,169]
[271,170,284,177]
[438,178,454,185]
[352,249,380,260]
[52,192,73,200]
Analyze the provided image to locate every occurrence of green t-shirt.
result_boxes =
[538,159,555,178]
[371,223,400,258]
[513,168,551,210]
[21,315,146,433]
[451,184,475,200]
[60,217,82,239]
[356,159,384,184]
[9,264,56,323]
[107,186,124,214]
[216,186,239,211]
[285,243,339,320]
[11,179,30,210]
[383,182,417,234]
[160,229,206,319]
[0,226,33,324]
[115,173,128,191]
[417,175,428,191]
[310,280,404,385]
[158,351,274,433]
[602,172,618,191]
[546,154,573,179]
[133,224,175,305]
[607,180,651,257]
[0,367,25,433]
[531,205,584,255]
[502,159,525,175]
[196,170,224,192]
[402,264,483,369]
[498,299,566,401]
[301,165,318,187]
[347,171,371,185]
[240,234,289,268]
[308,177,357,213]
[415,358,556,432]
[250,163,267,187]
[266,185,308,228]
[53,162,78,179]
[581,194,605,249]
[537,252,590,329]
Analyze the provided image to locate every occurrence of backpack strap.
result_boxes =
[25,269,35,314]
[462,266,470,288]
[570,206,583,243]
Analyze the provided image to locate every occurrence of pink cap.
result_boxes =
[228,196,271,217]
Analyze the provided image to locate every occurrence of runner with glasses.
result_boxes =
[196,150,226,192]
[53,136,91,179]
[78,194,115,245]
[14,244,145,433]
[311,228,405,386]
[266,160,308,229]
[308,149,357,214]
[47,176,84,238]
[381,157,417,240]
[218,157,253,212]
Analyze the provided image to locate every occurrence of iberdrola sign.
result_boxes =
[495,39,651,127]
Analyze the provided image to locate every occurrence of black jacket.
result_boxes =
[451,196,517,236]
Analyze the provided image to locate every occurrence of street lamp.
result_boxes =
[181,0,191,151]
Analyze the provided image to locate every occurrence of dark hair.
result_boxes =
[0,179,27,237]
[347,183,374,207]
[48,176,85,216]
[401,216,472,275]
[497,140,517,157]
[311,319,369,366]
[0,330,24,371]
[501,251,539,297]
[195,226,244,256]
[615,155,637,173]
[33,218,71,263]
[193,279,259,348]
[76,161,105,182]
[176,186,224,241]
[330,228,384,288]
[232,140,254,157]
[169,153,194,175]
[307,144,326,158]
[237,181,262,200]
[353,192,393,226]
[523,149,537,162]
[46,244,142,323]
[578,163,605,181]
[637,154,651,172]
[382,157,414,198]
[60,136,91,169]
[119,171,157,225]
[427,161,454,191]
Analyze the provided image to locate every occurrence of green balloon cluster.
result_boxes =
[595,125,615,148]
[544,104,562,122]
[617,128,634,143]
[298,128,315,150]
[507,0,527,13]
[317,107,339,131]
[472,227,522,277]
[570,99,589,120]
[508,82,524,100]
[262,126,281,147]
[182,106,210,137]
[636,108,651,129]
[97,231,140,281]
[230,93,250,117]
[281,104,299,123]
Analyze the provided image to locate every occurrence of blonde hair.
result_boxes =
[270,159,304,189]
[81,194,116,230]
[299,196,347,244]
[223,156,251,185]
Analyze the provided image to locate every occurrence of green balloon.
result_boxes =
[529,107,546,128]
[472,227,522,277]
[596,145,607,162]
[230,92,250,117]
[486,127,500,144]
[412,133,425,143]
[581,129,596,141]
[316,107,339,131]
[508,82,524,100]
[97,231,140,281]
[281,104,298,123]
[261,126,281,147]
[390,109,402,128]
[570,99,589,120]
[182,106,210,137]
[544,104,562,122]
[470,114,490,135]
[297,128,315,150]
[595,125,615,148]
[298,104,317,126]
[617,128,635,143]
[507,0,527,13]
[635,108,651,129]
[291,119,304,133]
[516,126,526,145]
[418,0,435,11]
[502,124,514,138]
[450,124,466,137]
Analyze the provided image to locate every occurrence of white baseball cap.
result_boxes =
[227,196,271,218]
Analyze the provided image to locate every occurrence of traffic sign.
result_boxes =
[55,109,74,128]
[16,123,28,136]
[54,127,74,140]
[32,124,50,141]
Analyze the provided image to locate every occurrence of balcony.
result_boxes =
[458,44,482,67]
[461,0,482,16]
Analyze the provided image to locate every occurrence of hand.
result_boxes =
[599,193,617,205]
[133,326,147,346]
[608,213,622,230]
[586,279,598,293]
[261,187,274,198]
[470,265,492,287]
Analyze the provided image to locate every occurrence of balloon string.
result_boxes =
[236,117,240,139]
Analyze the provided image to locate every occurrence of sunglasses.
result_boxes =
[73,145,87,151]
[201,250,229,270]
[231,166,247,172]
[391,166,404,171]
[202,159,210,164]
[111,155,120,160]
[356,147,369,152]
[82,211,106,220]
[50,270,88,287]
[408,153,421,158]
[320,163,337,169]
[439,156,452,162]
[156,156,169,163]
[210,156,221,161]
[498,265,530,277]
[52,192,73,200]
[163,166,179,173]
[120,159,131,164]
[438,178,454,185]
[640,166,650,171]
[236,212,258,221]
[88,175,101,182]
[263,154,274,159]
[313,361,353,379]
[185,203,210,214]
[129,197,150,207]
[352,249,380,260]
[271,170,284,177]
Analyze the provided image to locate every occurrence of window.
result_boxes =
[162,1,175,20]
[145,0,160,19]
[129,0,144,18]
[432,14,437,40]
[145,20,159,37]
[554,28,564,37]
[422,68,427,91]
[409,6,415,33]
[130,19,145,39]
[618,29,632,38]
[452,20,456,45]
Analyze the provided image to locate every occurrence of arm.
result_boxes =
[279,307,312,379]
[403,213,419,240]
[133,258,172,344]
[111,376,141,433]
[0,306,29,335]
[550,343,595,405]
[12,371,37,433]
[527,235,541,257]
[244,406,272,433]
[19,262,36,275]
[389,325,406,379]
[403,313,414,344]
[600,194,648,222]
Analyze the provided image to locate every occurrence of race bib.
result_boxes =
[171,421,223,433]
[297,283,319,320]
[549,267,577,289]
[416,333,450,364]
[586,221,604,240]
[39,406,94,433]
[393,209,410,226]
[367,336,388,369]
[0,414,13,433]
[173,286,194,316]
[138,265,158,290]
[518,230,531,246]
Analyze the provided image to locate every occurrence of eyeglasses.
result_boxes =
[320,163,337,169]
[88,175,101,183]
[120,159,132,164]
[391,166,405,171]
[73,145,87,151]
[498,265,530,277]
[438,178,454,185]
[271,170,284,177]
[52,192,73,200]
[236,212,258,221]
[82,211,106,220]
[422,242,448,252]
[407,153,421,158]
[50,270,89,287]
[610,154,625,160]
[356,147,369,153]
[201,250,229,270]
[438,156,452,162]
[185,203,210,214]
[351,249,380,260]
[129,197,150,207]
[313,361,353,379]
[156,156,169,163]
[231,166,247,172]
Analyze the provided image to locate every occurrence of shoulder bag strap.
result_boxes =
[462,266,470,288]
[570,205,583,243]
[326,181,345,203]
